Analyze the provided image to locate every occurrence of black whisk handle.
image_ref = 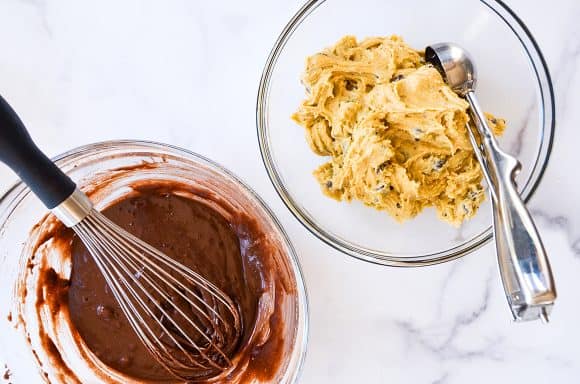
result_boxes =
[0,94,76,208]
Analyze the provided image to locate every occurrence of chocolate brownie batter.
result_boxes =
[24,176,297,383]
[68,187,256,381]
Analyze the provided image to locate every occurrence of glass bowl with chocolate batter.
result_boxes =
[0,140,308,383]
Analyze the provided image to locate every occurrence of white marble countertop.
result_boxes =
[0,0,579,383]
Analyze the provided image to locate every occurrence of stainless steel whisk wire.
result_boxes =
[73,209,241,376]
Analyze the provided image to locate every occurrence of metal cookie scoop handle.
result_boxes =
[426,43,556,322]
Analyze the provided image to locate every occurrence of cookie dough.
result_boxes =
[292,35,505,225]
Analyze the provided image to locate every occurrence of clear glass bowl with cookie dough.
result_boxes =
[0,141,308,383]
[257,0,555,266]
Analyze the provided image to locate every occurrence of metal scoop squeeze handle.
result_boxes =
[467,92,556,322]
[426,43,556,322]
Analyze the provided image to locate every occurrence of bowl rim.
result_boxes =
[0,139,310,384]
[256,0,556,267]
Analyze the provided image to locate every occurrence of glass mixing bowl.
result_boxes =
[257,0,555,266]
[0,141,308,383]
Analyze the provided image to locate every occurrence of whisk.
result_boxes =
[0,94,241,379]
